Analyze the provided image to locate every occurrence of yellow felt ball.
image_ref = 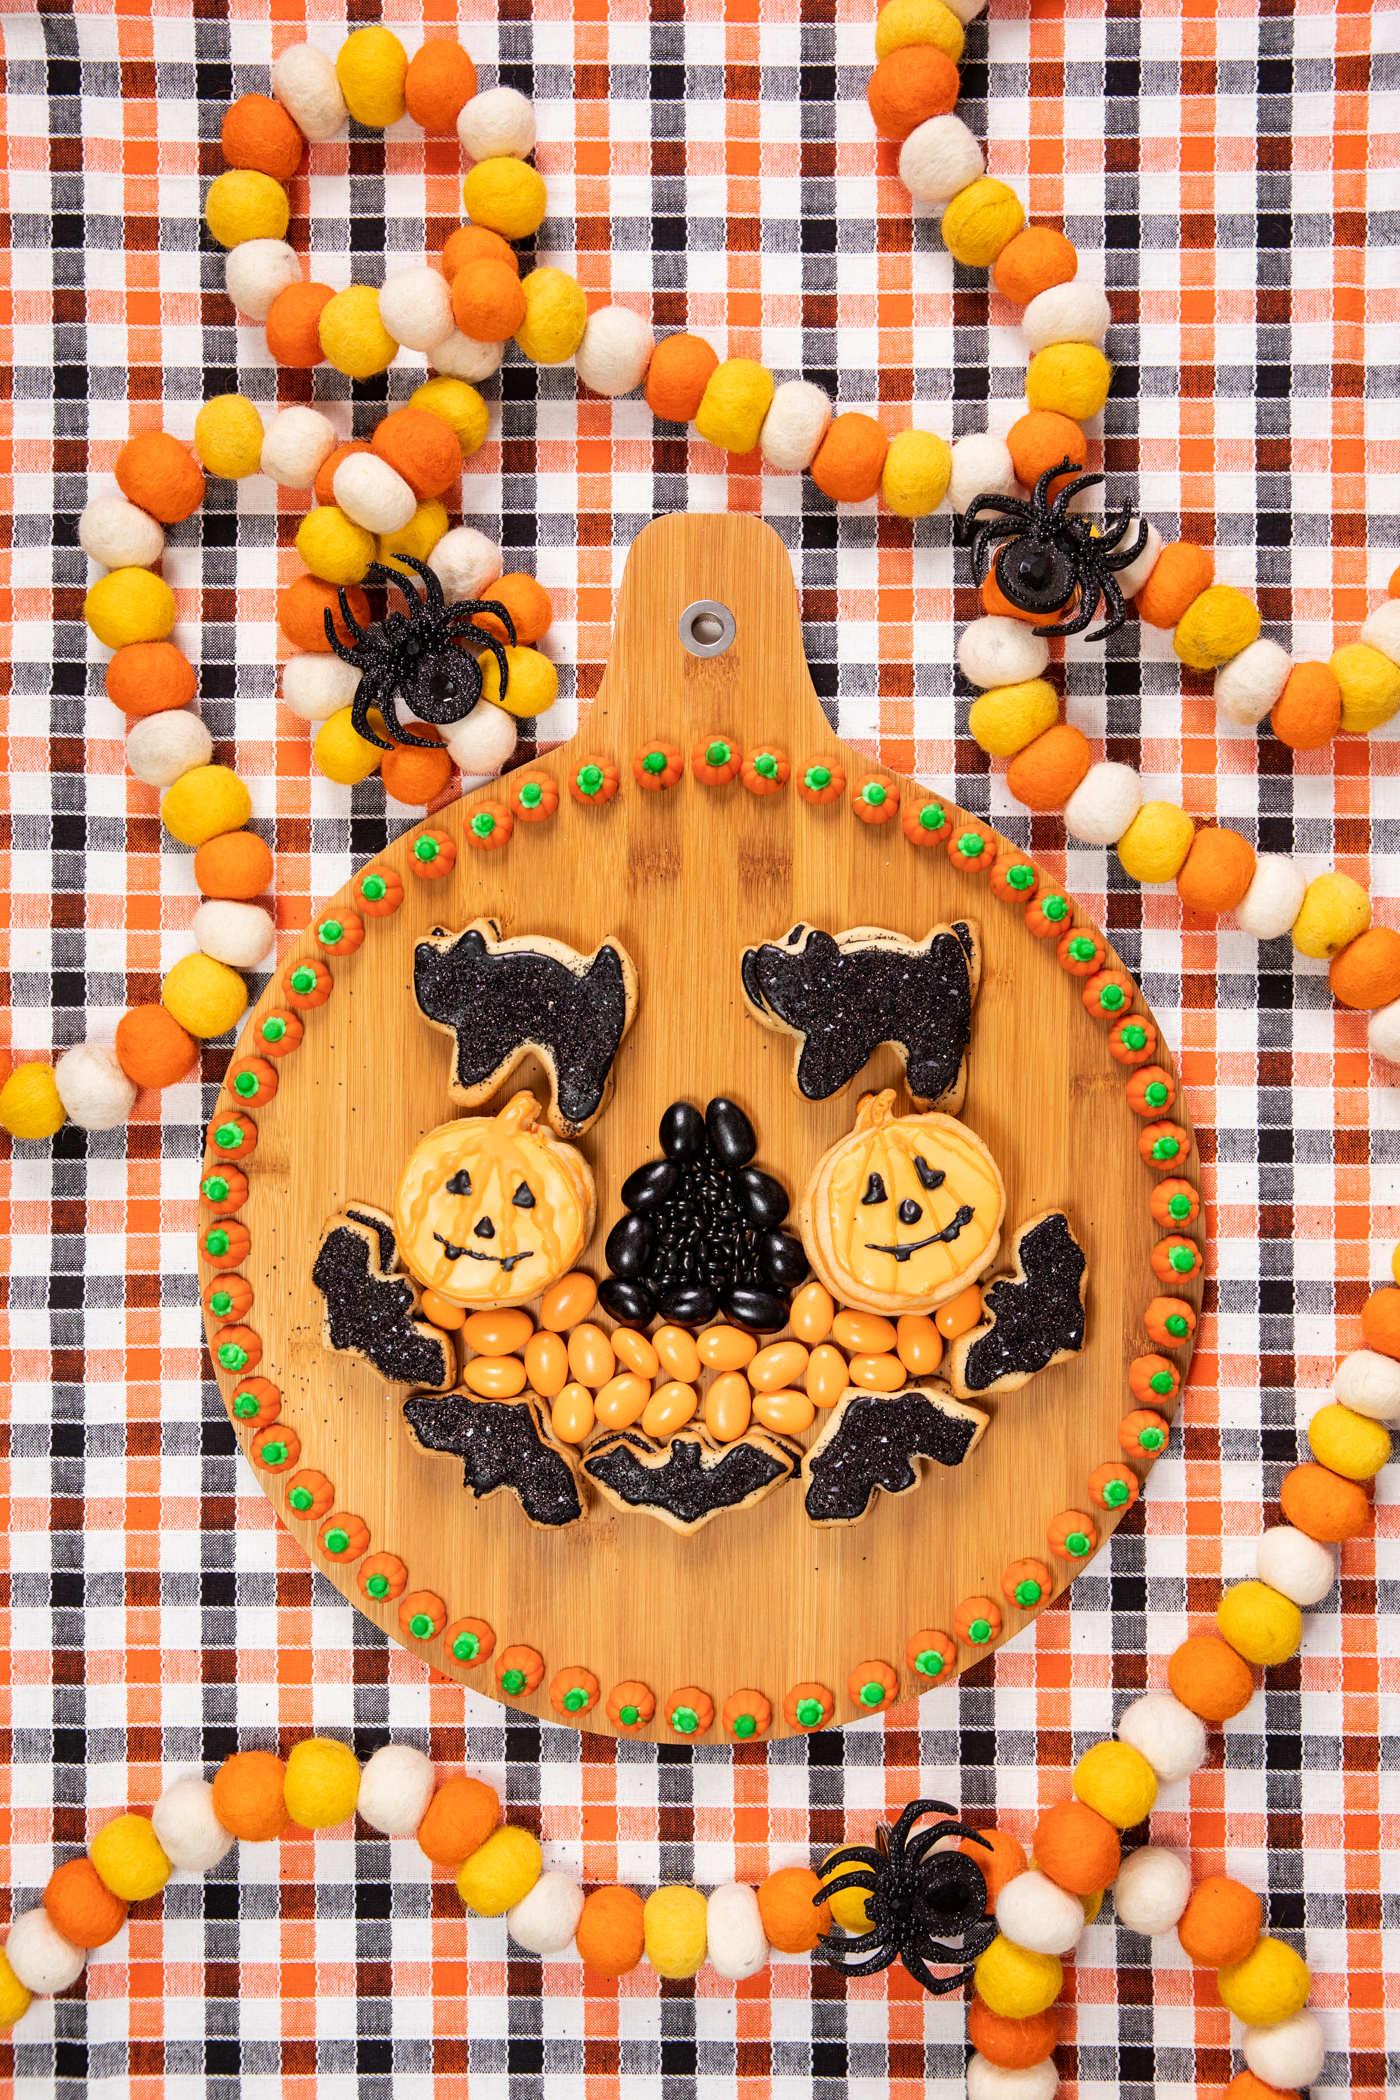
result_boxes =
[941,179,1025,269]
[194,394,265,480]
[1072,1741,1158,1829]
[1216,1937,1311,2026]
[1331,641,1400,733]
[336,25,409,129]
[1307,1402,1391,1482]
[0,1063,68,1141]
[696,359,775,455]
[643,1885,709,1979]
[315,707,386,786]
[205,169,289,249]
[875,0,965,64]
[90,1814,172,1902]
[411,377,490,458]
[161,765,253,848]
[0,1950,33,2032]
[1290,872,1371,959]
[163,953,249,1039]
[478,645,559,721]
[463,157,549,242]
[1115,801,1196,885]
[84,568,177,650]
[973,1936,1064,2019]
[880,428,952,518]
[1081,1887,1105,1925]
[968,678,1059,758]
[514,268,588,366]
[296,507,377,587]
[283,1738,361,1829]
[1216,1581,1302,1668]
[318,286,399,381]
[1173,585,1262,671]
[379,499,450,575]
[1026,342,1114,420]
[820,1849,873,1933]
[455,1825,542,1916]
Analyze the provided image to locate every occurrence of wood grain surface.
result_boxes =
[208,512,1199,1740]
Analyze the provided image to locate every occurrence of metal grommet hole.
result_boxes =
[679,599,737,657]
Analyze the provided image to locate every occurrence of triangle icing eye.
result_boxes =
[512,1182,536,1209]
[446,1168,472,1196]
[913,1155,946,1192]
[861,1173,888,1205]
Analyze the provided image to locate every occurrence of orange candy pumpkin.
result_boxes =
[1127,1065,1177,1117]
[666,1685,715,1737]
[550,1666,600,1719]
[569,754,619,807]
[632,741,683,790]
[318,1512,370,1560]
[285,1470,335,1521]
[398,1591,447,1641]
[509,770,559,823]
[465,802,512,852]
[1046,1510,1097,1562]
[990,851,1038,903]
[691,734,741,786]
[444,1616,495,1668]
[1128,1355,1180,1407]
[783,1682,833,1731]
[906,1630,956,1683]
[852,773,899,824]
[1118,1408,1171,1460]
[1026,888,1072,938]
[1144,1295,1196,1348]
[607,1680,656,1732]
[282,956,332,1010]
[947,822,996,875]
[410,829,456,879]
[741,745,789,795]
[226,1372,278,1425]
[496,1644,545,1696]
[954,1597,1002,1647]
[357,1552,408,1604]
[902,795,951,847]
[797,756,845,805]
[1109,1014,1157,1065]
[1001,1558,1053,1609]
[249,1423,297,1472]
[354,865,403,916]
[848,1660,899,1714]
[721,1688,772,1741]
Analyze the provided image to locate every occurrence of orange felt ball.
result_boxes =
[961,1827,1027,1911]
[1176,1875,1263,1968]
[115,1003,200,1089]
[442,224,520,280]
[105,640,196,718]
[279,576,373,653]
[314,440,374,509]
[646,333,720,423]
[265,281,335,368]
[1136,541,1214,629]
[371,407,462,501]
[115,431,205,524]
[1007,410,1087,497]
[757,1868,831,1954]
[405,40,477,131]
[1177,826,1257,915]
[993,226,1079,305]
[1361,1286,1400,1361]
[575,1884,646,1978]
[812,412,889,504]
[1278,1462,1372,1542]
[1031,1800,1120,1895]
[451,258,527,342]
[1328,925,1400,1011]
[1166,1634,1255,1723]
[221,94,304,183]
[474,573,554,646]
[193,831,275,901]
[45,1855,130,1948]
[865,44,960,137]
[981,568,1071,627]
[1226,2074,1300,2100]
[1270,661,1342,750]
[1390,560,1400,598]
[967,1999,1058,2071]
[211,1751,290,1843]
[382,740,454,807]
[416,1774,499,1868]
[1006,724,1092,811]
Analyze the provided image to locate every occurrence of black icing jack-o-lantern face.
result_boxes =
[857,1152,976,1263]
[435,1163,540,1268]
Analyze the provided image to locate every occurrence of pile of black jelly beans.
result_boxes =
[597,1097,810,1333]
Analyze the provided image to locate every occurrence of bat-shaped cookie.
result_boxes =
[801,1385,988,1526]
[582,1425,800,1534]
[312,1205,455,1392]
[402,1389,586,1530]
[946,1211,1088,1397]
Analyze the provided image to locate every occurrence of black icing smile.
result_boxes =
[865,1205,975,1262]
[434,1230,533,1273]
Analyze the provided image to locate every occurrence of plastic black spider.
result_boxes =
[814,1798,998,1995]
[957,458,1149,644]
[323,552,518,752]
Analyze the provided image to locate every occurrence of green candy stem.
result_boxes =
[957,831,983,858]
[1099,985,1126,1012]
[1149,1371,1175,1396]
[260,1442,286,1467]
[471,811,496,838]
[325,1528,348,1554]
[918,803,945,831]
[217,1344,248,1371]
[619,1703,641,1727]
[1014,1581,1042,1607]
[519,780,543,808]
[795,1699,824,1729]
[210,1291,232,1317]
[1007,862,1034,889]
[233,1394,258,1420]
[233,1070,258,1098]
[754,752,778,778]
[453,1632,480,1662]
[861,782,887,808]
[577,764,604,795]
[563,1687,588,1712]
[409,1614,434,1639]
[501,1668,526,1694]
[415,836,439,862]
[968,1618,991,1645]
[915,1649,944,1677]
[804,765,832,791]
[732,1712,756,1738]
[361,874,386,901]
[1166,1314,1189,1337]
[1139,1426,1166,1451]
[214,1123,242,1151]
[289,1488,313,1512]
[366,1574,389,1599]
[202,1175,230,1202]
[671,1705,699,1735]
[858,1681,885,1708]
[260,1017,286,1044]
[290,966,316,993]
[205,1228,230,1256]
[1103,1479,1129,1508]
[1121,1024,1147,1049]
[1043,895,1068,921]
[1169,1246,1197,1274]
[1065,1531,1090,1557]
[704,741,731,769]
[642,750,667,775]
[1152,1138,1180,1161]
[1168,1193,1193,1220]
[1069,936,1096,961]
[318,920,342,945]
[1145,1082,1169,1107]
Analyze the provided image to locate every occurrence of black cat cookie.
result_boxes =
[946,1210,1089,1397]
[582,1425,800,1534]
[312,1206,455,1392]
[801,1385,989,1526]
[414,917,639,1137]
[402,1390,586,1530]
[740,921,980,1110]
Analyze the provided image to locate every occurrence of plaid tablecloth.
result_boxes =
[1,1,1397,2094]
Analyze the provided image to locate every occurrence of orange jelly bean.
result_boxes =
[524,1330,569,1397]
[463,1354,527,1398]
[752,1389,816,1435]
[551,1383,595,1445]
[704,1371,753,1443]
[696,1325,757,1371]
[847,1352,905,1392]
[896,1314,943,1377]
[540,1272,598,1332]
[463,1308,533,1354]
[936,1283,984,1339]
[612,1327,660,1380]
[806,1344,850,1408]
[641,1380,698,1438]
[832,1310,896,1354]
[748,1341,810,1392]
[653,1324,702,1382]
[568,1322,616,1389]
[593,1372,650,1429]
[789,1280,835,1344]
[419,1287,465,1330]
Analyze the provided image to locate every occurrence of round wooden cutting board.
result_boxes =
[208,512,1199,1739]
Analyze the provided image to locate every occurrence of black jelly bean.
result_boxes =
[597,1276,656,1326]
[756,1229,810,1288]
[733,1166,790,1228]
[659,1101,707,1160]
[705,1096,756,1168]
[621,1159,683,1212]
[605,1212,653,1278]
[657,1281,721,1325]
[720,1285,790,1333]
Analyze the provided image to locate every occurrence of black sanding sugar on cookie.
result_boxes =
[313,1217,452,1390]
[583,1427,797,1531]
[403,1392,584,1528]
[802,1389,985,1524]
[957,1212,1087,1394]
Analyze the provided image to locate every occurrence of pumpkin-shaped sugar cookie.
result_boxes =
[798,1088,1005,1316]
[393,1090,597,1310]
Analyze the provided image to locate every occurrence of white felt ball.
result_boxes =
[225,240,302,323]
[1063,761,1142,847]
[948,433,1018,517]
[270,42,348,141]
[1112,519,1162,599]
[259,407,338,492]
[761,380,833,474]
[429,527,503,605]
[192,901,276,971]
[507,1871,586,1956]
[4,1907,87,1994]
[79,494,165,571]
[431,329,505,385]
[1111,1847,1192,1936]
[1368,998,1400,1064]
[705,1883,768,1981]
[575,307,655,398]
[152,1776,236,1871]
[967,2054,1058,2100]
[1214,637,1293,727]
[899,114,984,205]
[1359,596,1400,669]
[356,1744,436,1838]
[1234,853,1307,941]
[281,654,362,722]
[1022,282,1112,352]
[1256,1524,1336,1607]
[333,453,417,535]
[377,268,455,354]
[440,701,519,782]
[1242,2009,1327,2089]
[1332,1348,1400,1423]
[943,0,990,22]
[1115,1692,1208,1786]
[127,711,213,789]
[54,1043,139,1132]
[994,1870,1084,1957]
[958,615,1050,690]
[457,85,536,162]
